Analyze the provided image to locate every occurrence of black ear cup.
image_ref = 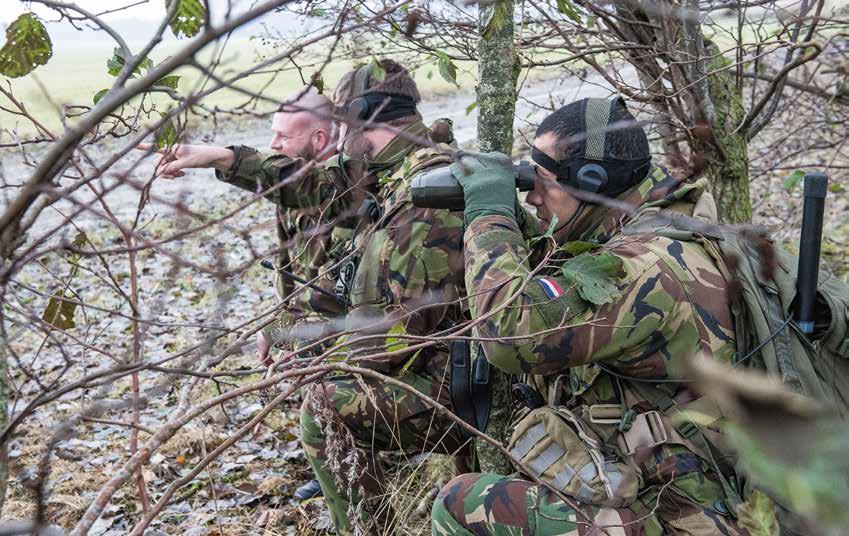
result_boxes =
[576,163,608,193]
[345,96,369,121]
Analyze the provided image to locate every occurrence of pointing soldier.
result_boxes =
[431,98,745,535]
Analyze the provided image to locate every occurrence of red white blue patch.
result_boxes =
[538,277,564,299]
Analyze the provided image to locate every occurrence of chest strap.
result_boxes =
[588,395,742,517]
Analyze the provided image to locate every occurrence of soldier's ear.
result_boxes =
[313,128,329,152]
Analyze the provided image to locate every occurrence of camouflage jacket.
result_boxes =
[216,148,358,317]
[334,125,467,377]
[218,119,460,351]
[465,166,739,508]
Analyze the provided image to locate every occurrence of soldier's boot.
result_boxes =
[293,478,323,501]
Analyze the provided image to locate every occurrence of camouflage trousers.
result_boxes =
[299,367,466,536]
[432,473,744,536]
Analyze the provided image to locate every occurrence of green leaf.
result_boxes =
[154,115,179,149]
[0,13,53,78]
[308,8,327,17]
[465,100,477,115]
[556,0,582,23]
[106,50,124,76]
[436,51,459,87]
[42,293,77,330]
[166,0,205,39]
[828,182,844,193]
[154,75,181,89]
[387,322,422,374]
[560,252,625,305]
[530,215,559,246]
[737,490,780,536]
[783,169,805,191]
[41,231,87,330]
[107,48,152,78]
[93,88,109,105]
[560,240,600,256]
[368,56,385,82]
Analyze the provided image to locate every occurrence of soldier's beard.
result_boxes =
[343,134,375,161]
[296,145,317,162]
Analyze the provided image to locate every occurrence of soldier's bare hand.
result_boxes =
[257,331,273,367]
[136,143,235,179]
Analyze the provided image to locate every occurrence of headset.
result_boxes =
[531,98,651,195]
[342,64,418,123]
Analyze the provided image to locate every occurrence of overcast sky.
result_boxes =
[0,0,265,23]
[0,1,305,45]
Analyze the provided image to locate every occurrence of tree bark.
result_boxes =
[475,0,517,474]
[703,43,752,224]
[477,0,517,155]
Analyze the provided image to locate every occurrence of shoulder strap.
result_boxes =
[407,146,453,177]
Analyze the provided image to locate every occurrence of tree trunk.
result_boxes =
[704,49,752,224]
[477,0,517,155]
[475,0,517,474]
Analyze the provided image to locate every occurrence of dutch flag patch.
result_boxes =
[538,277,564,299]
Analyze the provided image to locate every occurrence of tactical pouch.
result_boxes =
[506,406,639,507]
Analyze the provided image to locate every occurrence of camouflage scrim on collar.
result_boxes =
[368,120,429,167]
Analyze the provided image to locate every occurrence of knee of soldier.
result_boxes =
[432,473,483,529]
[299,390,324,447]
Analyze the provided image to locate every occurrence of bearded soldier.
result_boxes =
[431,98,744,535]
[141,89,351,358]
[143,90,353,501]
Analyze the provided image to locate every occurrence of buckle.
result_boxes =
[621,411,668,455]
[617,408,637,433]
[588,404,624,425]
[677,421,699,439]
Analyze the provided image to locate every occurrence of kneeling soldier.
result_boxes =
[432,98,744,535]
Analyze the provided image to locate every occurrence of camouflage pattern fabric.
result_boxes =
[301,370,465,534]
[216,119,458,345]
[216,148,361,319]
[432,472,747,535]
[439,166,743,534]
[299,122,472,535]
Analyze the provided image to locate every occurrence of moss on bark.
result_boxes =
[474,0,518,475]
[705,44,752,224]
[476,0,517,156]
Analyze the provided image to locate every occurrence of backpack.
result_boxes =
[623,211,849,414]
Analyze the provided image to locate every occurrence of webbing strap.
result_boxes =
[527,443,566,475]
[619,411,667,454]
[550,464,577,490]
[510,422,547,460]
[594,388,742,517]
[449,340,477,439]
[658,396,742,516]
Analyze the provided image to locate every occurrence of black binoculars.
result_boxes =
[411,160,536,210]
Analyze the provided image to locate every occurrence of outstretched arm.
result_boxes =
[137,143,235,179]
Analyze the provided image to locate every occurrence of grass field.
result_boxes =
[0,37,481,139]
[0,5,827,140]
